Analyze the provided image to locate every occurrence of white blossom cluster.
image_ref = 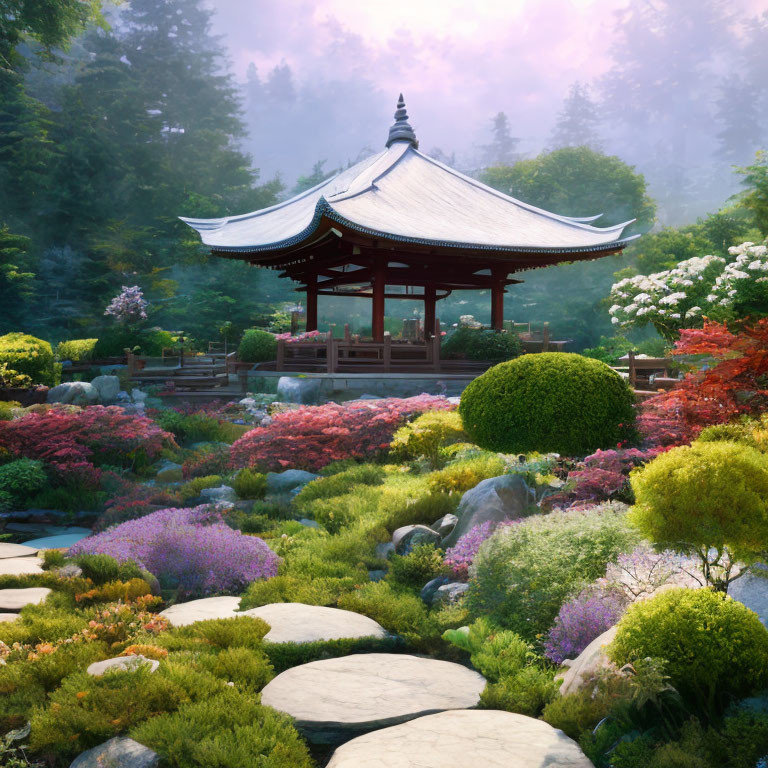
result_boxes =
[608,242,768,338]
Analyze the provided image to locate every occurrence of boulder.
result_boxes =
[160,596,242,627]
[326,709,594,767]
[375,542,395,560]
[260,653,486,744]
[87,655,160,677]
[729,567,768,627]
[47,381,99,406]
[241,603,388,644]
[199,485,238,504]
[56,564,84,578]
[557,625,619,696]
[443,474,534,547]
[430,513,458,538]
[70,737,160,768]
[420,576,452,605]
[392,525,442,556]
[0,542,39,559]
[266,469,319,495]
[153,459,183,483]
[90,375,120,404]
[0,587,51,611]
[433,582,470,605]
[0,557,44,576]
[277,376,323,405]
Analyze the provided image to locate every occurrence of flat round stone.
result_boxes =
[0,543,39,559]
[0,587,51,611]
[326,709,594,767]
[261,653,486,744]
[0,557,43,576]
[242,603,388,644]
[0,613,20,622]
[87,655,160,677]
[159,596,242,626]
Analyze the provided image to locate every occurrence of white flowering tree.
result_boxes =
[104,285,149,325]
[608,242,768,340]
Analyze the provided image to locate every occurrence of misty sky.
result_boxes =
[207,0,765,167]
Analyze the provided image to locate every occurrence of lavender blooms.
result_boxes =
[71,505,279,597]
[444,519,520,579]
[104,285,148,324]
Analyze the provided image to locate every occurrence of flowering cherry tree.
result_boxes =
[104,285,148,324]
[608,242,768,340]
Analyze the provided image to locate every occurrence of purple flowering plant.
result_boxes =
[444,519,520,579]
[104,285,148,324]
[71,505,280,597]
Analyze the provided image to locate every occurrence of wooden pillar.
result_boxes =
[371,258,386,342]
[305,274,318,332]
[424,284,436,339]
[491,274,505,331]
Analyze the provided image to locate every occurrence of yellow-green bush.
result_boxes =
[389,410,466,466]
[459,353,635,456]
[387,544,447,589]
[0,400,20,420]
[427,453,507,495]
[294,463,385,508]
[609,588,768,713]
[55,338,98,362]
[232,467,267,500]
[156,617,270,653]
[697,414,768,452]
[237,329,277,363]
[629,441,768,588]
[0,332,58,386]
[178,474,223,502]
[238,574,356,610]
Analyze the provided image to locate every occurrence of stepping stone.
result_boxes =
[0,542,39,559]
[159,596,242,626]
[0,613,19,622]
[260,653,486,744]
[70,736,160,768]
[242,603,388,644]
[0,557,44,576]
[326,709,594,767]
[87,655,160,677]
[0,587,51,611]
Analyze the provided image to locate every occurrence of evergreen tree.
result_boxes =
[548,82,602,150]
[292,160,337,194]
[481,112,520,166]
[0,225,34,331]
[715,78,764,167]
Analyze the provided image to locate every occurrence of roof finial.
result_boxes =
[386,93,418,149]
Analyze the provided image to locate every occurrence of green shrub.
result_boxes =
[459,352,635,456]
[480,665,559,717]
[178,474,223,502]
[467,503,640,639]
[383,490,457,532]
[338,581,430,638]
[195,647,273,692]
[0,400,21,420]
[427,453,507,495]
[0,458,46,506]
[239,574,355,610]
[697,414,768,453]
[0,332,57,386]
[55,338,98,362]
[238,329,277,363]
[609,588,768,716]
[294,464,385,508]
[41,549,66,569]
[94,327,174,357]
[156,410,226,444]
[74,553,144,586]
[442,326,522,362]
[156,617,270,653]
[389,410,466,466]
[250,499,293,520]
[629,441,768,590]
[387,544,447,589]
[264,635,401,674]
[131,688,313,768]
[232,468,267,500]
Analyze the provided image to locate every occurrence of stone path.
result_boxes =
[0,557,43,576]
[325,709,594,767]
[242,603,388,644]
[0,587,51,611]
[260,653,486,743]
[159,596,242,627]
[0,542,39,559]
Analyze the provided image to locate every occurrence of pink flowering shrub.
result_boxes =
[543,584,628,663]
[230,395,454,472]
[71,505,279,597]
[444,519,520,579]
[104,285,148,324]
[0,405,172,487]
[274,330,326,343]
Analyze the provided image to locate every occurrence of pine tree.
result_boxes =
[548,82,602,150]
[481,112,520,166]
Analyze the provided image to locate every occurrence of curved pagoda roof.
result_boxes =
[181,96,638,264]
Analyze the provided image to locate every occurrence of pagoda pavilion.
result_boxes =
[182,96,637,374]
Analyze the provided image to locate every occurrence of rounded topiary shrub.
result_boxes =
[459,352,634,455]
[0,332,57,386]
[238,329,277,363]
[608,588,768,711]
[442,327,522,362]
